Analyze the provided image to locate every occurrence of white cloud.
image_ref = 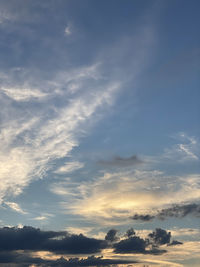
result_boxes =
[163,133,199,162]
[0,64,120,203]
[4,202,27,214]
[64,25,71,36]
[55,169,200,225]
[55,161,83,174]
[33,216,47,221]
[1,86,48,101]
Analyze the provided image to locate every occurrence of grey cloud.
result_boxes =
[131,214,155,221]
[113,236,146,254]
[105,229,118,242]
[51,255,137,267]
[113,228,172,255]
[0,252,137,266]
[157,203,200,219]
[0,226,107,254]
[0,225,180,261]
[148,228,171,245]
[167,240,183,246]
[98,155,143,168]
[131,203,200,222]
[125,228,135,237]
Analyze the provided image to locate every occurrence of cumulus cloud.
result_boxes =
[113,228,171,255]
[105,229,118,242]
[0,225,177,260]
[148,228,171,245]
[113,236,147,254]
[125,228,136,238]
[0,226,107,254]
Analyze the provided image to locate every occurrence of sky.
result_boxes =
[0,0,200,266]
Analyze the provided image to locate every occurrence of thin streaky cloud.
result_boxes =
[4,202,27,215]
[0,64,120,203]
[54,161,84,174]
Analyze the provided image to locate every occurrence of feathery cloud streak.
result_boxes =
[0,64,120,203]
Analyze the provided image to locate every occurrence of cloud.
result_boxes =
[131,203,200,221]
[57,168,200,225]
[157,203,200,219]
[167,240,183,246]
[148,228,171,245]
[33,216,47,221]
[55,161,84,174]
[4,202,27,214]
[0,64,120,203]
[125,228,136,238]
[98,155,143,168]
[131,214,155,221]
[0,252,137,266]
[105,229,118,242]
[0,225,182,266]
[0,226,107,254]
[65,25,72,36]
[1,86,48,101]
[113,236,147,254]
[163,133,199,162]
[113,228,171,255]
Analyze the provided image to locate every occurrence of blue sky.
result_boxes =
[0,0,200,266]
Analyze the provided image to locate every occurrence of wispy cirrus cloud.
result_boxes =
[4,201,27,215]
[1,86,48,101]
[55,161,84,174]
[163,133,199,162]
[0,64,120,204]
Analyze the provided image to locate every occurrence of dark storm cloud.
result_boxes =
[105,229,118,242]
[98,155,143,167]
[0,226,107,254]
[131,203,200,222]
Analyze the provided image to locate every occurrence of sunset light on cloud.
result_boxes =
[0,0,199,266]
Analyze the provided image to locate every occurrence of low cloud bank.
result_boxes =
[0,226,182,266]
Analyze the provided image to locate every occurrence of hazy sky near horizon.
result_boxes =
[0,0,200,266]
